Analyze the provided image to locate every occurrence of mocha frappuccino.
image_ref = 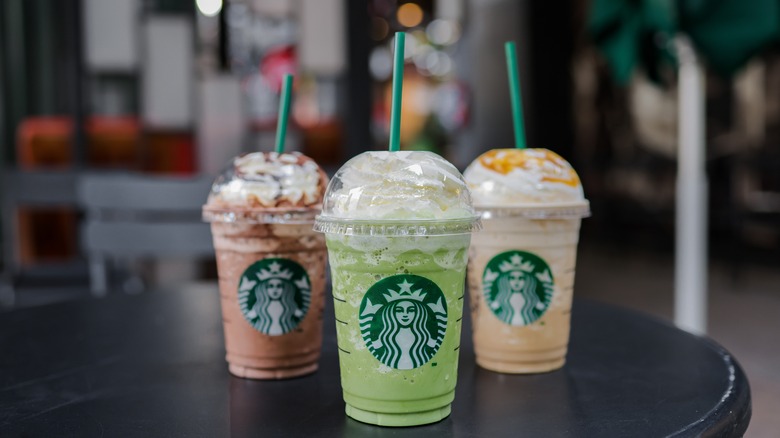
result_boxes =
[204,152,328,379]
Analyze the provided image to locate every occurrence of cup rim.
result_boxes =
[313,215,482,236]
[203,205,320,224]
[474,200,590,219]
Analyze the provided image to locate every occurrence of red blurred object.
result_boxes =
[14,116,195,265]
[143,131,196,174]
[259,45,296,93]
[17,116,141,169]
[15,116,144,265]
[88,117,142,168]
[16,117,72,169]
[301,120,344,167]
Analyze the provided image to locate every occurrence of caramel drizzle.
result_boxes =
[478,149,580,187]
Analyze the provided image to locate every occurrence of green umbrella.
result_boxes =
[589,0,780,83]
[682,0,780,74]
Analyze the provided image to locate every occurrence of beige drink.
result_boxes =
[204,152,329,379]
[464,148,589,373]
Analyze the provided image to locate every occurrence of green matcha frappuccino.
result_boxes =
[314,151,480,427]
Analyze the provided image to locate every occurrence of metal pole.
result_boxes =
[674,36,708,335]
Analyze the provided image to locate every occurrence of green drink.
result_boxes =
[315,151,480,427]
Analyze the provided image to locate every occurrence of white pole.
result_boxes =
[674,36,708,335]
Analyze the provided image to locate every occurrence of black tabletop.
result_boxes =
[0,287,750,437]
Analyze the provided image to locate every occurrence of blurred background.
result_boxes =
[0,0,778,435]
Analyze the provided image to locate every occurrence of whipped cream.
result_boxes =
[207,152,327,209]
[464,148,584,206]
[321,151,475,220]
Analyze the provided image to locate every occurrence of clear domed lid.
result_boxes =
[463,148,590,219]
[203,152,328,224]
[314,151,481,236]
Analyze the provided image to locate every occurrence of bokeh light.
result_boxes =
[196,0,222,17]
[399,32,419,61]
[397,3,424,28]
[369,46,393,80]
[427,19,460,46]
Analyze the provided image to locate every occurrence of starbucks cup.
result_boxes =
[203,152,329,379]
[463,148,590,374]
[314,151,481,427]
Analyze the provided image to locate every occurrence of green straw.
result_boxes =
[504,41,527,149]
[275,74,294,154]
[389,32,406,152]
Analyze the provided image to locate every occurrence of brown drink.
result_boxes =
[203,152,328,379]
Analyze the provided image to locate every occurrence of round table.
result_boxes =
[0,287,751,437]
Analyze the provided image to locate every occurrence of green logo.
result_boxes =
[483,250,554,326]
[359,275,447,370]
[237,258,311,335]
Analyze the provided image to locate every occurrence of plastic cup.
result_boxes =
[203,152,329,379]
[463,148,589,374]
[314,151,481,427]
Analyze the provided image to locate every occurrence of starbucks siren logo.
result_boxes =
[483,250,554,326]
[238,258,311,335]
[359,275,447,370]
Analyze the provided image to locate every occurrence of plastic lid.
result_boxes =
[203,152,328,224]
[314,151,481,236]
[475,201,591,219]
[463,148,590,219]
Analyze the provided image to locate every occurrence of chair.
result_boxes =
[77,173,214,296]
[1,169,81,309]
